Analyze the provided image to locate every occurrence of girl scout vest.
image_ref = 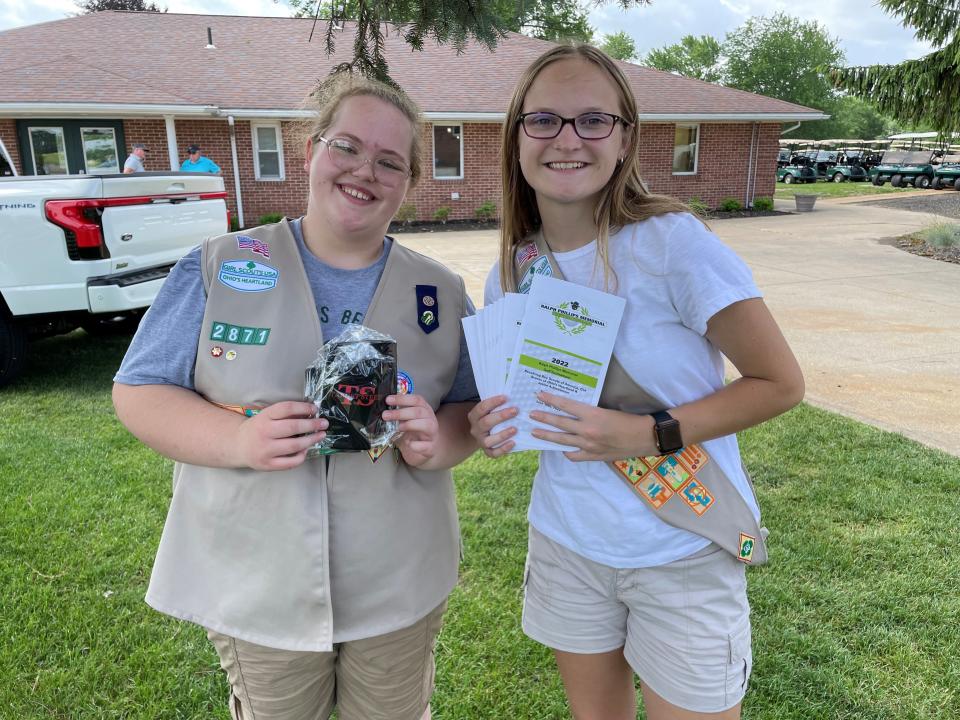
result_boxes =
[513,229,769,565]
[146,219,465,651]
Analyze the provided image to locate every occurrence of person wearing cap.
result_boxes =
[180,144,221,174]
[123,143,149,174]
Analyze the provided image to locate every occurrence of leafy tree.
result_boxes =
[723,13,844,113]
[600,31,638,61]
[76,0,164,10]
[643,34,723,82]
[282,0,652,81]
[829,0,960,133]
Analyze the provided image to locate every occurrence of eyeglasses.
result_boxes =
[517,112,633,140]
[318,136,412,187]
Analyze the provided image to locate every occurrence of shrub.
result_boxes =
[394,203,417,224]
[258,213,283,225]
[229,216,240,232]
[433,206,451,223]
[718,197,743,212]
[921,221,960,248]
[752,197,774,212]
[687,197,709,215]
[475,200,497,222]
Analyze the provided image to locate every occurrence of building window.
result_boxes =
[672,124,699,175]
[433,124,462,179]
[81,127,120,174]
[252,123,284,180]
[29,127,68,175]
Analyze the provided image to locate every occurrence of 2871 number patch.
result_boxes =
[210,321,270,346]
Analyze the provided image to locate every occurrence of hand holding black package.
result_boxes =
[305,324,398,454]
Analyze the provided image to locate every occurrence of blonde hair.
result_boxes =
[499,43,697,292]
[302,73,424,185]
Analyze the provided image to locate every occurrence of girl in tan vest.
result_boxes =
[113,75,478,720]
[468,45,804,720]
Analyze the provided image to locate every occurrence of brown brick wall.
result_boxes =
[637,122,779,208]
[6,117,779,218]
[0,119,22,174]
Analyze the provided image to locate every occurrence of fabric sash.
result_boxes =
[512,230,768,565]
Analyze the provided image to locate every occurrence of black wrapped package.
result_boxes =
[305,325,398,455]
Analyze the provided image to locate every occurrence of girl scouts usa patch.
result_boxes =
[518,256,552,294]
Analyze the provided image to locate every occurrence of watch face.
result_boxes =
[658,420,683,453]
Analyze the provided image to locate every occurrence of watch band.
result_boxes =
[650,410,683,455]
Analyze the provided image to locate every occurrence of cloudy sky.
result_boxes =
[0,0,935,66]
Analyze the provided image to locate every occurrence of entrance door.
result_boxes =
[17,120,126,175]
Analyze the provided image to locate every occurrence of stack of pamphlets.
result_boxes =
[462,275,625,452]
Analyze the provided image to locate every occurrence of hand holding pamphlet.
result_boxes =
[464,275,625,452]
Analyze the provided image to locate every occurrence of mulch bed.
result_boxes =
[866,193,960,265]
[388,209,788,234]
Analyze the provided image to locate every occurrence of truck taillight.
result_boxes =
[45,199,105,249]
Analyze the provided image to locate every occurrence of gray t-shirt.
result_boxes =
[115,218,479,403]
[123,153,144,172]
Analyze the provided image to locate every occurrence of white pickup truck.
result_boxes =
[0,172,228,386]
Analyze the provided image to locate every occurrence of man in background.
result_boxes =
[123,143,148,173]
[180,144,221,174]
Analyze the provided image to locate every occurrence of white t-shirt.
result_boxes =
[484,212,762,568]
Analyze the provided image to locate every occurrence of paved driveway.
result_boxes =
[396,199,960,457]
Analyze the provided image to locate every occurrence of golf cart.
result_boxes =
[932,153,960,190]
[824,142,869,182]
[777,141,818,184]
[869,150,936,188]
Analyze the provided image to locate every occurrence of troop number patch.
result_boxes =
[210,321,271,346]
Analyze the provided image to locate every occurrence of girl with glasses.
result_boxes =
[468,44,804,720]
[113,74,479,720]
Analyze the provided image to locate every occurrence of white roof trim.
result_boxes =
[0,104,827,123]
[638,112,829,122]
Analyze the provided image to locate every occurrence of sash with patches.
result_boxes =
[513,230,768,565]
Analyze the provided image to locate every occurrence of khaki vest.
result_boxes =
[514,230,768,565]
[146,219,466,651]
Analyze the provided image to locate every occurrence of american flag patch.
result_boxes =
[237,235,270,258]
[515,243,539,265]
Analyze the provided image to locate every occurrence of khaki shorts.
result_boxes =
[207,602,446,720]
[522,526,752,714]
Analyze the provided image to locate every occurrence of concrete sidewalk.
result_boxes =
[396,199,960,457]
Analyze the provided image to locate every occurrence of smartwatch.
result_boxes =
[650,410,683,455]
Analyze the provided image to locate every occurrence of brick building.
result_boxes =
[0,11,825,224]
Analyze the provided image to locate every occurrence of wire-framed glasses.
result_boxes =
[517,112,632,140]
[318,136,411,187]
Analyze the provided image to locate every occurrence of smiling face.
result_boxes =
[304,94,414,242]
[518,58,630,219]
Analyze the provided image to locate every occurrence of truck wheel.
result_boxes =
[783,174,795,184]
[80,311,144,337]
[0,315,28,388]
[932,177,941,190]
[832,172,845,183]
[891,174,903,187]
[916,175,931,189]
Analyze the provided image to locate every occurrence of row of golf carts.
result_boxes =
[777,135,960,190]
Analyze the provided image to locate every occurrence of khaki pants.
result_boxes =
[207,602,446,720]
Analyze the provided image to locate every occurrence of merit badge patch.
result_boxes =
[637,477,673,510]
[655,455,690,491]
[515,243,540,265]
[679,478,715,515]
[397,369,414,395]
[738,533,757,563]
[214,402,262,418]
[416,285,439,334]
[368,444,390,463]
[237,235,270,258]
[676,444,708,474]
[218,260,279,293]
[518,256,552,294]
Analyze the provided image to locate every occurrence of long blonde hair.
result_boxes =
[499,43,696,292]
[301,73,424,185]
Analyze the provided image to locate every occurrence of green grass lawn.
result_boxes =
[773,180,915,200]
[2,331,959,719]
